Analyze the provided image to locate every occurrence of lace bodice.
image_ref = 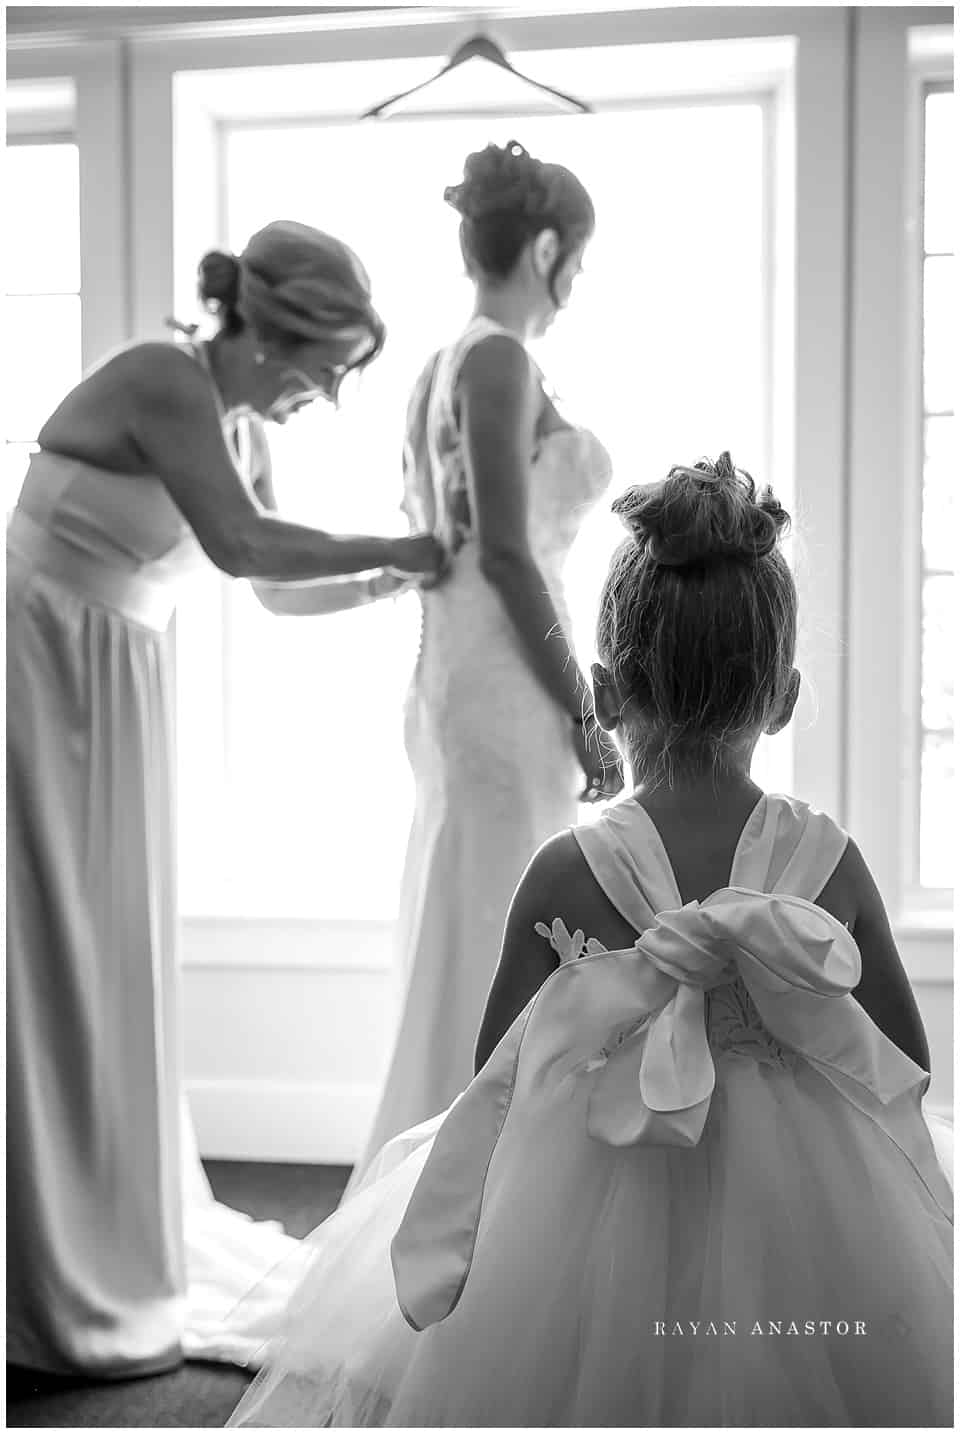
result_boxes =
[403,317,612,582]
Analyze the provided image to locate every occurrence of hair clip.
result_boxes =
[164,317,200,338]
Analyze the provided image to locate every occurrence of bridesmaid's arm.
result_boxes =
[128,346,441,581]
[252,570,413,616]
[239,416,414,614]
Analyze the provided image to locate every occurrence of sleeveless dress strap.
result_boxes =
[572,793,848,930]
[730,794,849,898]
[423,318,540,552]
[429,317,542,430]
[572,800,680,931]
[401,353,442,531]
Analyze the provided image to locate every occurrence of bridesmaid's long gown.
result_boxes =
[6,418,298,1374]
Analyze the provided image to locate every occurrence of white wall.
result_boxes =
[181,920,395,1162]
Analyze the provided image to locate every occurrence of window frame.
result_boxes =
[185,77,783,877]
[13,8,948,977]
[123,6,854,960]
[904,73,955,909]
[4,132,83,483]
[6,39,131,366]
[130,5,853,814]
[845,12,953,982]
[7,6,952,1156]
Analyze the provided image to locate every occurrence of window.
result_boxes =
[175,76,776,920]
[916,84,954,892]
[3,132,82,510]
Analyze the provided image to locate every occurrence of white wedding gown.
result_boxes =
[349,316,614,1184]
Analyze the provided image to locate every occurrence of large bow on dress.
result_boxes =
[391,888,948,1332]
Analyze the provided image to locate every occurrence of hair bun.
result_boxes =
[444,140,547,221]
[613,453,790,569]
[197,249,241,312]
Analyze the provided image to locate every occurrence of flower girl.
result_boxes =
[229,454,952,1428]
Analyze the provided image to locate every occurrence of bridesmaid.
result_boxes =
[5,218,442,1377]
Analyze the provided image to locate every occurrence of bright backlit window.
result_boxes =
[175,95,774,918]
[917,85,955,891]
[2,141,82,510]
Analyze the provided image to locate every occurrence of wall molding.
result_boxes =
[181,916,393,971]
[187,1077,953,1166]
[187,1077,381,1164]
[181,916,953,981]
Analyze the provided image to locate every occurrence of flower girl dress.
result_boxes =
[228,794,953,1428]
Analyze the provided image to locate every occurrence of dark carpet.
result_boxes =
[5,1161,351,1429]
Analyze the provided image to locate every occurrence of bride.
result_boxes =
[349,140,625,1186]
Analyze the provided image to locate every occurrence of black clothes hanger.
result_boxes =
[360,33,592,118]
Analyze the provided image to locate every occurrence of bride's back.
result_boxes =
[403,318,611,592]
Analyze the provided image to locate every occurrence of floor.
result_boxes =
[5,1162,350,1429]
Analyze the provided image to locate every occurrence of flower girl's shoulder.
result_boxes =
[514,830,639,960]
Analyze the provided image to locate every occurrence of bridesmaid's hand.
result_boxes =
[412,525,469,590]
[572,718,624,804]
[369,570,416,601]
[388,533,448,578]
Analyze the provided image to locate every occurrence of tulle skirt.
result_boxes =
[228,1054,953,1428]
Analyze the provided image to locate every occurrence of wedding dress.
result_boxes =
[350,315,614,1180]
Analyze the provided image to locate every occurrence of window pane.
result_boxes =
[750,728,793,797]
[922,415,955,573]
[3,441,38,513]
[175,570,231,914]
[1,294,81,440]
[923,254,955,414]
[916,91,956,892]
[178,102,769,918]
[920,733,955,890]
[923,90,956,256]
[221,584,419,920]
[4,143,81,294]
[921,574,955,733]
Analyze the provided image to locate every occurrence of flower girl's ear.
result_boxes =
[765,667,801,735]
[591,663,622,732]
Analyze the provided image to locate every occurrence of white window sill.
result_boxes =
[895,911,955,940]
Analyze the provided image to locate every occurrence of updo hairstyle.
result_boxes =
[444,140,594,303]
[596,453,797,782]
[196,220,386,371]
